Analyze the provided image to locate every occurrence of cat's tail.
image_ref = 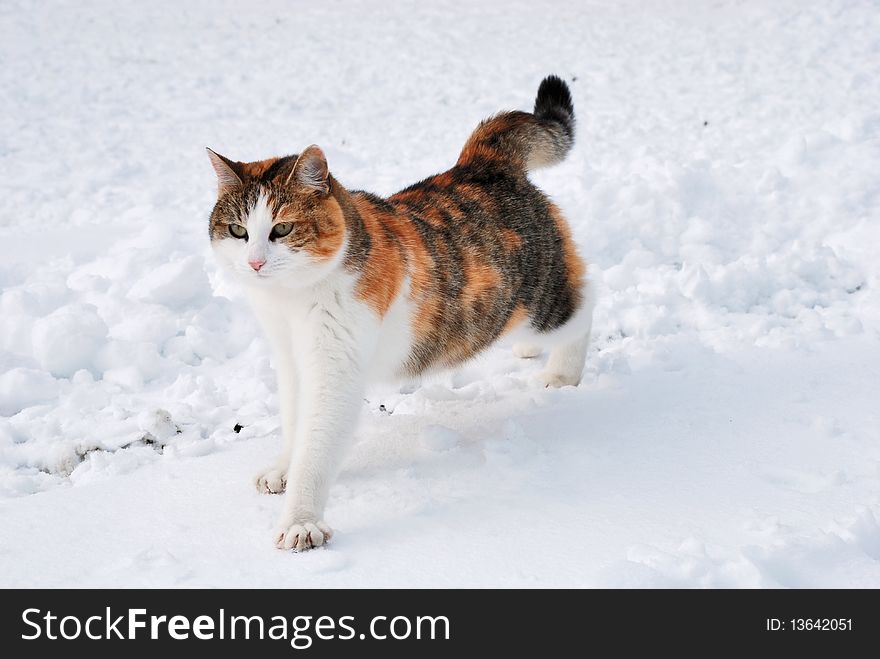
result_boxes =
[457,75,575,172]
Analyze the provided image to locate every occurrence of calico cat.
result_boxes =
[207,75,594,551]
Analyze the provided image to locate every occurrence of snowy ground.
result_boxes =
[1,0,878,587]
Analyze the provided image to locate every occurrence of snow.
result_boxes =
[31,304,108,377]
[1,0,879,587]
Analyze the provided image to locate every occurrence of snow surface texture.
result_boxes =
[1,0,879,587]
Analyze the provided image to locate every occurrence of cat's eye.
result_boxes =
[229,224,248,239]
[271,222,294,239]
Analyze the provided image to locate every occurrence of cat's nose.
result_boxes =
[248,258,266,271]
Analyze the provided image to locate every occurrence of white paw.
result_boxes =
[273,519,333,551]
[513,342,542,358]
[255,466,287,494]
[540,370,582,388]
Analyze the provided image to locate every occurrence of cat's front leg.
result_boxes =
[273,315,370,550]
[253,304,300,494]
[254,355,297,493]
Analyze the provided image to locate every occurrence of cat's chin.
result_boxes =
[238,274,298,291]
[235,269,331,290]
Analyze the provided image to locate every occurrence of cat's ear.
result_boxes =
[288,145,330,195]
[206,148,244,195]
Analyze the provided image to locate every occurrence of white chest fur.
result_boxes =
[245,273,414,384]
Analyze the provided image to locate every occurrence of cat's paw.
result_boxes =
[540,370,582,388]
[513,342,542,358]
[254,466,287,494]
[273,519,333,551]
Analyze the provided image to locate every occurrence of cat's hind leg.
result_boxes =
[541,333,590,387]
[507,277,595,388]
[539,284,594,388]
[513,342,542,358]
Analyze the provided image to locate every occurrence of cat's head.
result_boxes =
[207,145,347,288]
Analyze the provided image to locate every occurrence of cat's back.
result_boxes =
[345,163,582,377]
[345,75,586,376]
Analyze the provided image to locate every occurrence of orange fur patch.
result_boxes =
[461,248,501,305]
[501,305,529,335]
[401,222,439,340]
[303,197,346,260]
[239,158,282,179]
[457,112,531,168]
[350,198,408,317]
[500,228,523,251]
[456,182,498,215]
[548,203,586,295]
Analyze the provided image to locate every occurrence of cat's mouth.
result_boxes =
[236,265,271,280]
[245,267,285,284]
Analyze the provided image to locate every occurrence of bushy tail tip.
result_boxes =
[534,74,575,139]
